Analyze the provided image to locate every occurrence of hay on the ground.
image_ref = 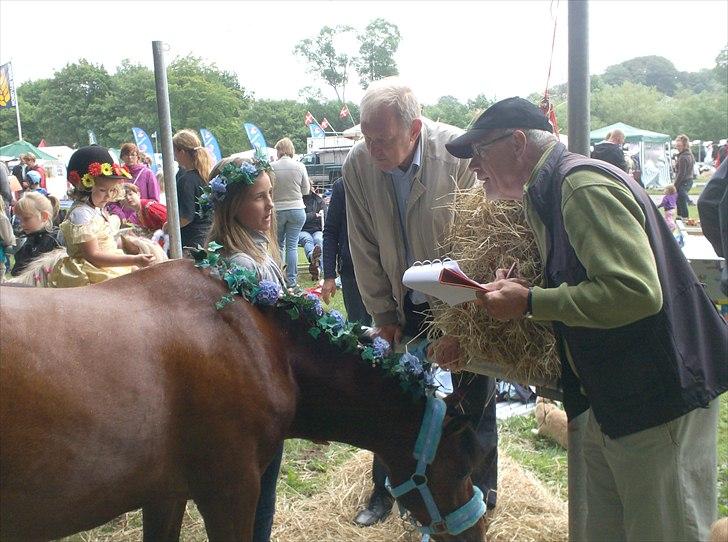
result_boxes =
[430,188,560,383]
[271,449,567,542]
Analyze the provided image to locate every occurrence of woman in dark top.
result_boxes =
[173,129,213,251]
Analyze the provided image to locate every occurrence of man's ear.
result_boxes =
[410,118,423,142]
[513,129,528,158]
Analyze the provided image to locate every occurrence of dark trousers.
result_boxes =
[676,179,693,218]
[252,443,284,542]
[341,270,372,326]
[371,294,498,509]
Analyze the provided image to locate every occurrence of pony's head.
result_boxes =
[386,392,487,542]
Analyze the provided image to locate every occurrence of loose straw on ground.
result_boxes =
[430,188,561,382]
[271,450,567,542]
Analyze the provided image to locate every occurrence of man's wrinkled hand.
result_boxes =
[321,278,337,304]
[427,336,464,371]
[475,279,530,321]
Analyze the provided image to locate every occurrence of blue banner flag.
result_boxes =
[308,123,326,138]
[200,128,222,163]
[88,130,97,144]
[243,123,267,151]
[131,127,157,171]
[0,62,17,109]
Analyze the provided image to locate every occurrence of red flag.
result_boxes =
[339,104,350,119]
[38,139,47,147]
[305,111,315,126]
[320,117,331,130]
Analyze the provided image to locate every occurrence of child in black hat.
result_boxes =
[48,145,156,287]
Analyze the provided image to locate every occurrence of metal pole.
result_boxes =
[568,0,590,156]
[152,41,182,259]
[9,62,23,141]
[567,2,589,540]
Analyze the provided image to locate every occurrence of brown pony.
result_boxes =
[0,259,485,542]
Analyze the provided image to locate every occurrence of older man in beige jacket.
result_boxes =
[342,78,498,526]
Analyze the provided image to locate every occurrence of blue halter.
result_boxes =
[386,395,486,540]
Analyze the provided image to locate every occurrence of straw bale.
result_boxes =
[430,189,560,382]
[271,449,567,542]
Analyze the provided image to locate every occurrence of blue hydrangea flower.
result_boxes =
[241,162,258,176]
[210,175,227,197]
[305,292,324,317]
[328,309,346,331]
[372,336,391,358]
[254,280,281,306]
[398,351,423,376]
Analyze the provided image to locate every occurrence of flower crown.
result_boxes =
[198,155,272,218]
[192,244,440,398]
[68,162,132,190]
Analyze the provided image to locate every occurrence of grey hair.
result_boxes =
[524,129,558,150]
[360,77,421,129]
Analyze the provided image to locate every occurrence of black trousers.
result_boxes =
[371,294,498,509]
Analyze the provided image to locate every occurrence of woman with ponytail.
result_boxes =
[173,129,213,252]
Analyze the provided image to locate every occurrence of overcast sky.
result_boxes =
[1,0,726,105]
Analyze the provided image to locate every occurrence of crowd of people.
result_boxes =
[1,79,726,542]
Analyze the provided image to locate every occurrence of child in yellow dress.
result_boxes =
[50,146,155,287]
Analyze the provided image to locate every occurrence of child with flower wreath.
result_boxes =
[49,146,155,287]
[203,154,284,542]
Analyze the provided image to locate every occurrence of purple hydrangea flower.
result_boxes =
[305,292,324,317]
[372,336,391,358]
[210,175,227,197]
[328,309,346,331]
[398,351,424,376]
[255,280,281,306]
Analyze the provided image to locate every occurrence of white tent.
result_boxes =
[342,124,362,140]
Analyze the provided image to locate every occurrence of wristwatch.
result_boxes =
[524,287,533,318]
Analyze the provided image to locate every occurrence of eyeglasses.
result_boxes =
[472,131,514,159]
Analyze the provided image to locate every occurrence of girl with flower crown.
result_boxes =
[48,146,155,287]
[203,154,284,542]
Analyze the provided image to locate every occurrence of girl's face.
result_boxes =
[17,209,49,234]
[91,178,122,208]
[234,172,274,232]
[122,150,139,167]
[124,190,141,210]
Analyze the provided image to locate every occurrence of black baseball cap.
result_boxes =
[446,97,553,159]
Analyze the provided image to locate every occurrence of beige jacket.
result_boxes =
[343,118,476,327]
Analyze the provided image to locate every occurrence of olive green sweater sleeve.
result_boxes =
[531,170,663,328]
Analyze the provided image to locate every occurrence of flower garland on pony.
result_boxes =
[193,244,438,397]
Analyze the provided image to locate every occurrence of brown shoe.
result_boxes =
[309,245,321,281]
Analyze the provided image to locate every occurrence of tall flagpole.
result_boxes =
[8,62,22,140]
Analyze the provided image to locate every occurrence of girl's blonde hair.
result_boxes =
[173,129,213,183]
[14,192,59,231]
[206,156,281,266]
[664,185,677,195]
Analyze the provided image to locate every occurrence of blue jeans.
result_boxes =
[276,208,306,287]
[298,230,323,261]
[676,179,693,218]
[340,271,371,326]
[252,443,283,542]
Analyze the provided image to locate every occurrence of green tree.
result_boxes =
[668,89,728,141]
[294,25,356,104]
[354,18,400,88]
[602,56,679,96]
[166,56,252,155]
[33,59,114,146]
[422,96,471,128]
[590,81,670,133]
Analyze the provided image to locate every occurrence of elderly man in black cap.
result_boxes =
[442,97,727,542]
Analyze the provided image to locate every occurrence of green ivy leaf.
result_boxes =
[309,327,322,339]
[208,241,223,252]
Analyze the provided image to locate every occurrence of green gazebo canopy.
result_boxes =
[590,122,670,144]
[0,140,58,161]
